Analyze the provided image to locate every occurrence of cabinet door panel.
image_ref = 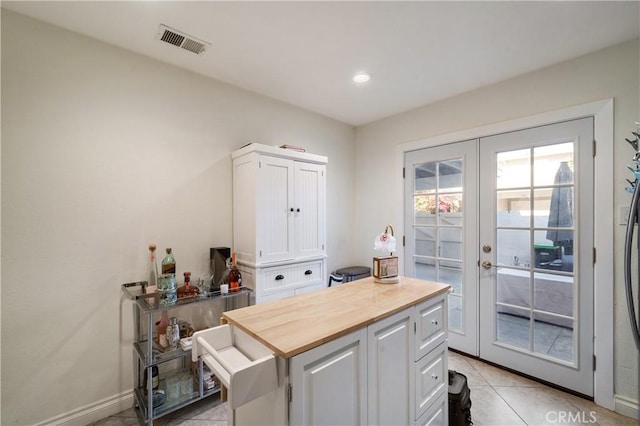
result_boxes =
[291,328,367,426]
[368,308,413,425]
[258,156,294,262]
[294,162,326,259]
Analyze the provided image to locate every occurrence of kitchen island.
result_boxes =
[193,276,450,425]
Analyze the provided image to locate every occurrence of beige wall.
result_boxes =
[0,10,356,424]
[355,39,639,410]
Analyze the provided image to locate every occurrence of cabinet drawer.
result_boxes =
[294,282,325,296]
[415,393,447,426]
[191,325,277,409]
[415,295,446,361]
[259,289,295,303]
[415,342,447,421]
[261,261,324,292]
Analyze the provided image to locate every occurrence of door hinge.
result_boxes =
[593,140,596,157]
[414,321,417,334]
[403,167,406,179]
[593,354,596,371]
[259,250,262,257]
[288,383,292,402]
[322,244,325,250]
[259,161,262,168]
[593,247,596,264]
[403,235,406,247]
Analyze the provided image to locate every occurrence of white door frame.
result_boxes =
[394,99,614,410]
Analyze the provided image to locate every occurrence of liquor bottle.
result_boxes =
[166,317,180,350]
[157,310,169,348]
[162,248,176,275]
[145,244,159,293]
[228,253,242,292]
[177,271,199,299]
[143,365,159,392]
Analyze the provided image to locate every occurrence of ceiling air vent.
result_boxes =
[156,24,209,55]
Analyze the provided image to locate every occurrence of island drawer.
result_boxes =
[415,392,446,426]
[414,341,447,421]
[415,294,447,361]
[192,324,277,409]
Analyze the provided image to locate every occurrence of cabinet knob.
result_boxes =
[290,208,294,212]
[275,275,285,281]
[431,319,439,325]
[431,374,438,380]
[296,208,301,212]
[304,270,313,275]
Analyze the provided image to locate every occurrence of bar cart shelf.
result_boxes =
[122,282,252,425]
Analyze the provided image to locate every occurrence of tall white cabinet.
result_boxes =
[232,144,327,303]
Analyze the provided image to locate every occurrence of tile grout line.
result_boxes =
[464,356,530,425]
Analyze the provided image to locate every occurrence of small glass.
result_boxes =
[197,276,209,297]
[181,373,194,396]
[166,376,181,402]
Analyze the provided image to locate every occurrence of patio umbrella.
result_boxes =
[546,161,574,254]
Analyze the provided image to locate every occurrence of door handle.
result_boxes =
[481,261,493,269]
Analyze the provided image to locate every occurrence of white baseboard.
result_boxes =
[615,394,639,420]
[35,391,135,426]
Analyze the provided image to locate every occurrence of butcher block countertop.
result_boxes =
[222,276,450,358]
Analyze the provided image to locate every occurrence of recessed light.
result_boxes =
[353,72,372,84]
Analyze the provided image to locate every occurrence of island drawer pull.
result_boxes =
[275,275,285,280]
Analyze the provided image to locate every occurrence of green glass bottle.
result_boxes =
[162,248,176,275]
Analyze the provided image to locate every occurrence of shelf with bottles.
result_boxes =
[124,282,252,366]
[122,281,252,313]
[134,338,192,366]
[134,361,221,421]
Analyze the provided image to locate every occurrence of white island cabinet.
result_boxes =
[193,277,449,426]
[290,328,368,425]
[232,143,327,303]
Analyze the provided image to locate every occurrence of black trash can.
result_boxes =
[449,370,472,426]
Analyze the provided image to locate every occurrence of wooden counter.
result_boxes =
[222,276,449,358]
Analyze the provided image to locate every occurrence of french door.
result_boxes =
[404,117,594,395]
[404,140,478,355]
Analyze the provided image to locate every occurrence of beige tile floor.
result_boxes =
[448,351,638,426]
[94,350,638,426]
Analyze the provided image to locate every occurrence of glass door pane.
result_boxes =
[493,142,576,362]
[413,159,464,331]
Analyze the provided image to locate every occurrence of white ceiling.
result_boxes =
[3,1,639,126]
